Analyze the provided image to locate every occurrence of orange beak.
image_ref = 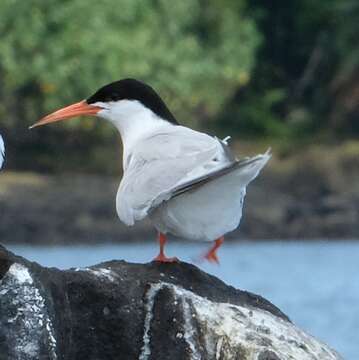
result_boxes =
[29,100,102,129]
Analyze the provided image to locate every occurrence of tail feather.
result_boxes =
[235,149,271,186]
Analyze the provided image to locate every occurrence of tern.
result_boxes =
[0,134,4,170]
[31,78,270,263]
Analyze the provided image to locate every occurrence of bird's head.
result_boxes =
[30,78,178,129]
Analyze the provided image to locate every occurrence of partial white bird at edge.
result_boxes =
[0,134,5,169]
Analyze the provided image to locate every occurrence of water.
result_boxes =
[7,240,358,359]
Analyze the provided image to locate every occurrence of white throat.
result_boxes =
[95,99,173,162]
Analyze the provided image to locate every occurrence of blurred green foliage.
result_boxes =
[217,0,359,140]
[0,0,358,172]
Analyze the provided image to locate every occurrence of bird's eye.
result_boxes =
[110,93,120,101]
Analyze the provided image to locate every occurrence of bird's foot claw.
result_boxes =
[204,251,220,264]
[202,237,224,264]
[153,254,179,263]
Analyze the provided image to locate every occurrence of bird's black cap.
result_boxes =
[86,78,178,124]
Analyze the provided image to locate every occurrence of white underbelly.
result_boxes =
[149,175,246,241]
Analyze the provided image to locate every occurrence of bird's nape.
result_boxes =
[86,78,179,125]
[29,100,102,129]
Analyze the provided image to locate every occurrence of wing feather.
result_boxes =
[116,126,269,226]
[116,126,233,225]
[170,150,271,198]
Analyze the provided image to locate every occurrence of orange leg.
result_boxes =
[153,232,178,263]
[204,236,224,264]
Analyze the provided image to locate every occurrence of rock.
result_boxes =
[0,245,341,360]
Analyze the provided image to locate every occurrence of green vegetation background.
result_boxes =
[1,0,358,173]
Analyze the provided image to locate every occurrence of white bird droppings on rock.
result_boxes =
[138,282,342,360]
[8,262,33,284]
[139,284,159,360]
[85,267,117,282]
[0,263,57,359]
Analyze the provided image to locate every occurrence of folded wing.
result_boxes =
[170,150,271,198]
[117,125,270,226]
[117,126,234,225]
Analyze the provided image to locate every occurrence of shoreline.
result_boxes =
[1,142,358,244]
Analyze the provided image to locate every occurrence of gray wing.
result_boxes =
[0,135,4,169]
[117,126,234,225]
[170,150,271,198]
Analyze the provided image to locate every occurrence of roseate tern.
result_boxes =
[30,78,270,263]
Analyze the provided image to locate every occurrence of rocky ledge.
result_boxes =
[0,245,341,360]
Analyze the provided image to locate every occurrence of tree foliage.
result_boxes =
[0,0,358,172]
[0,0,260,171]
[218,0,359,140]
[0,0,259,123]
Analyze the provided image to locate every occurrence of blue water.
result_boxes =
[8,240,358,359]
